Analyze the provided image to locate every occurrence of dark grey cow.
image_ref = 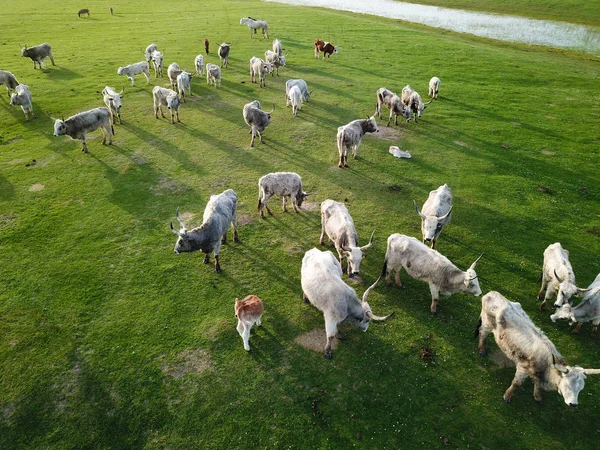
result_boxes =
[375,88,411,126]
[0,70,19,96]
[170,189,239,273]
[243,100,273,147]
[52,107,113,153]
[218,43,232,68]
[21,43,55,69]
[336,115,379,168]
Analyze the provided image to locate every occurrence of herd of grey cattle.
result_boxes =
[3,19,600,409]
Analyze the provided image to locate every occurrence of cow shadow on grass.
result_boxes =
[46,66,83,81]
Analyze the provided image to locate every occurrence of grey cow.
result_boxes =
[336,115,379,168]
[10,84,35,120]
[551,273,600,337]
[153,86,180,124]
[243,100,273,147]
[0,70,19,96]
[257,172,309,218]
[170,189,239,273]
[375,88,411,126]
[286,79,310,106]
[401,85,432,122]
[52,107,113,153]
[414,184,453,249]
[477,291,600,406]
[21,43,55,69]
[218,43,232,68]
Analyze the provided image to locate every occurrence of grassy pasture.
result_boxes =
[1,0,600,448]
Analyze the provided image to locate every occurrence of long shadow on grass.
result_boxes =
[0,172,15,200]
[46,66,83,80]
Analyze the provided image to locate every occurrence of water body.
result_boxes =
[264,0,600,54]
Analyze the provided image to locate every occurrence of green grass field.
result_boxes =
[1,1,600,448]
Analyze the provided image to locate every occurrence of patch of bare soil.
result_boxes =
[371,126,401,141]
[162,349,213,378]
[29,183,44,192]
[131,153,148,165]
[295,329,336,353]
[541,150,555,155]
[454,141,468,147]
[545,115,556,120]
[237,213,253,226]
[151,177,189,195]
[2,138,23,146]
[0,213,17,228]
[489,349,514,368]
[301,201,319,212]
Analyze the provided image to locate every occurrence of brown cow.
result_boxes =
[235,295,264,351]
[314,39,338,60]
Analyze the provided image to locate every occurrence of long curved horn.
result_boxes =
[584,369,600,375]
[119,86,124,95]
[360,230,375,251]
[469,253,484,271]
[439,205,453,220]
[362,276,395,321]
[554,269,564,283]
[46,111,59,121]
[413,200,426,219]
[424,98,434,105]
[170,222,184,236]
[362,276,381,303]
[269,103,275,113]
[175,208,186,229]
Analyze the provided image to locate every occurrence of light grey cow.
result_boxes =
[381,234,482,315]
[243,100,273,147]
[286,79,310,105]
[551,273,600,337]
[477,291,600,406]
[538,242,588,309]
[272,39,283,55]
[301,248,395,359]
[21,43,55,69]
[117,62,150,86]
[152,86,181,124]
[401,85,432,122]
[257,172,308,218]
[206,63,221,87]
[176,71,193,102]
[288,85,303,117]
[264,50,286,76]
[170,189,239,273]
[167,62,183,90]
[320,199,374,278]
[102,86,124,124]
[0,70,19,96]
[375,88,411,126]
[336,115,379,168]
[249,56,271,88]
[144,43,158,62]
[10,84,35,120]
[194,54,205,76]
[429,76,440,99]
[52,107,113,153]
[151,51,163,78]
[414,184,453,249]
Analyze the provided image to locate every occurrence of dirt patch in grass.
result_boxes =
[238,213,253,226]
[29,183,44,192]
[371,126,401,141]
[2,138,23,146]
[454,140,468,147]
[489,349,514,368]
[541,150,555,155]
[162,349,213,378]
[151,177,189,195]
[0,212,17,228]
[131,152,148,165]
[301,201,319,212]
[295,329,335,353]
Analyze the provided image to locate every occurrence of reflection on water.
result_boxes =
[264,0,600,54]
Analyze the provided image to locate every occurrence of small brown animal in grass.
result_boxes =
[204,38,210,55]
[235,295,264,351]
[78,8,90,17]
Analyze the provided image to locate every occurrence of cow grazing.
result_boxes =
[176,71,193,102]
[264,50,286,76]
[78,8,89,17]
[117,62,150,87]
[375,88,411,126]
[257,172,309,218]
[336,115,379,168]
[551,273,600,337]
[110,7,113,15]
[9,84,35,121]
[314,39,338,60]
[240,17,269,38]
[272,39,282,56]
[102,86,124,124]
[538,242,588,309]
[382,234,482,315]
[286,79,310,105]
[21,43,55,69]
[243,101,273,147]
[0,70,19,96]
[152,86,180,124]
[429,76,440,99]
[167,62,183,90]
[235,295,264,351]
[477,291,600,405]
[194,54,204,76]
[414,184,453,249]
[301,248,394,359]
[218,43,232,68]
[170,189,239,273]
[204,38,209,55]
[144,43,158,62]
[52,107,113,153]
[288,85,304,117]
[249,56,272,88]
[151,51,163,78]
[206,63,221,87]
[401,85,432,122]
[320,199,374,278]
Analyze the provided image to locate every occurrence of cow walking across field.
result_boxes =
[10,84,35,121]
[21,43,55,69]
[243,100,273,147]
[336,115,379,168]
[235,295,264,352]
[52,108,113,153]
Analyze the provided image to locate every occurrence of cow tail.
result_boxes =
[473,317,482,339]
[380,257,388,279]
[537,271,543,283]
[336,129,343,154]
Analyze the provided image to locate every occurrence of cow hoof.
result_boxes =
[479,350,487,357]
[535,399,544,405]
[431,311,438,316]
[338,164,343,168]
[215,267,221,273]
[234,237,240,243]
[344,164,349,168]
[337,332,346,341]
[325,352,332,360]
[503,396,511,404]
[302,293,310,303]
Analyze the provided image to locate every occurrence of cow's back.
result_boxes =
[423,184,452,217]
[204,189,237,232]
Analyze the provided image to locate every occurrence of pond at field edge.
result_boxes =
[263,0,600,54]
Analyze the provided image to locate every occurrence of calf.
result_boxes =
[301,248,394,359]
[320,199,374,278]
[257,172,308,218]
[152,86,180,124]
[429,76,440,99]
[167,62,183,90]
[243,100,273,147]
[314,39,338,60]
[235,295,264,351]
[477,291,600,405]
[551,273,600,337]
[401,85,431,122]
[170,189,239,273]
[218,43,232,68]
[414,184,453,249]
[249,56,271,88]
[375,88,411,126]
[78,8,90,17]
[9,84,35,120]
[52,107,113,153]
[21,43,55,69]
[194,54,204,76]
[144,43,158,63]
[151,51,163,78]
[206,63,221,87]
[117,62,150,86]
[288,85,303,117]
[264,50,286,76]
[336,115,379,168]
[0,70,19,96]
[538,242,588,309]
[286,79,310,105]
[382,234,482,315]
[102,86,124,124]
[176,71,193,102]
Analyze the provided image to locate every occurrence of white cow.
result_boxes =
[551,273,600,337]
[413,184,453,249]
[176,71,193,102]
[249,56,272,88]
[288,85,303,117]
[151,51,163,78]
[9,84,35,120]
[152,86,181,124]
[102,86,124,124]
[206,63,221,87]
[117,62,150,86]
[429,76,440,99]
[194,54,205,76]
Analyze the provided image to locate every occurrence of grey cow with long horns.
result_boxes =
[414,184,453,249]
